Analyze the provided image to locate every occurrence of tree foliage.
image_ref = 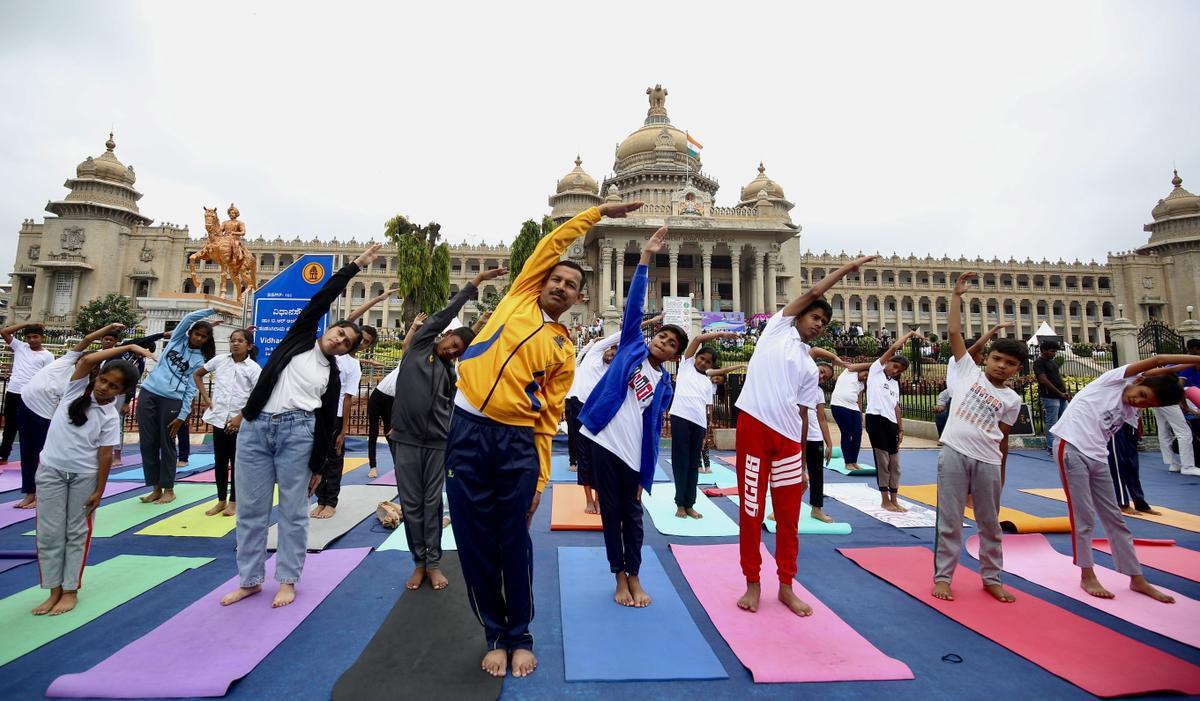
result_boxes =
[425,244,451,316]
[383,214,449,325]
[74,293,140,335]
[503,215,559,294]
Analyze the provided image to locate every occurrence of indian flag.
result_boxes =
[686,132,703,158]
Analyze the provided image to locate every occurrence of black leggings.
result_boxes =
[212,428,237,502]
[367,389,392,469]
[806,440,825,508]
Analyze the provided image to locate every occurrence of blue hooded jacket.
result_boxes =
[579,263,673,492]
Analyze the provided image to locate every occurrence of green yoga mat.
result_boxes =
[728,495,853,535]
[643,484,739,537]
[26,484,215,538]
[826,457,876,476]
[135,489,278,538]
[0,554,211,666]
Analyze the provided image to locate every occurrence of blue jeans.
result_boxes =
[1041,397,1068,453]
[234,410,316,587]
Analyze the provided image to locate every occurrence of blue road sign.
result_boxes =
[252,254,336,367]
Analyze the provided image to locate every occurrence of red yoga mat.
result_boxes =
[1094,538,1200,583]
[839,546,1200,698]
[702,486,738,497]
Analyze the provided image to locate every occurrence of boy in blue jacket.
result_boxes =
[581,226,687,608]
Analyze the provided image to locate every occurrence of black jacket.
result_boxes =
[387,282,476,449]
[243,261,360,473]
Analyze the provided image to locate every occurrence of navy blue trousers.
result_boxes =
[1107,423,1148,511]
[592,441,644,576]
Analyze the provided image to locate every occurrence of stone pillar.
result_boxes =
[1108,316,1138,366]
[599,242,612,313]
[730,249,742,313]
[668,242,680,298]
[751,248,764,315]
[700,242,714,312]
[614,245,625,312]
[766,250,778,313]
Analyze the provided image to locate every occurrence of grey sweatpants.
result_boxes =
[391,440,446,569]
[1058,441,1142,575]
[35,466,97,591]
[934,446,1004,585]
[137,390,182,489]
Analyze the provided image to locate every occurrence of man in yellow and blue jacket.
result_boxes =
[447,200,643,678]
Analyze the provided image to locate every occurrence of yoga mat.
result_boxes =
[699,463,738,489]
[966,533,1200,648]
[826,457,876,476]
[558,546,727,681]
[672,543,913,683]
[0,470,22,492]
[135,488,279,538]
[549,454,576,482]
[1022,487,1200,533]
[0,482,141,530]
[703,486,738,497]
[823,483,938,528]
[550,483,602,531]
[266,485,396,552]
[0,558,33,573]
[378,519,457,552]
[1094,538,1200,582]
[643,484,738,537]
[47,548,370,699]
[369,470,396,486]
[178,456,368,485]
[107,454,216,480]
[901,484,1071,534]
[332,554,501,701]
[839,545,1200,697]
[0,554,212,668]
[728,495,853,535]
[24,484,215,538]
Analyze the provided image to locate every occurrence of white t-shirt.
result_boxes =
[735,311,811,442]
[201,354,261,429]
[567,331,620,402]
[377,366,400,397]
[262,342,332,414]
[940,360,1021,465]
[830,370,863,411]
[669,356,715,429]
[799,371,825,442]
[7,338,55,394]
[1050,366,1137,462]
[39,377,121,474]
[865,359,901,423]
[335,355,362,418]
[581,358,661,472]
[21,350,82,420]
[945,355,961,393]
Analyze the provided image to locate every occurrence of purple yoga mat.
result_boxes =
[0,482,142,529]
[46,547,371,698]
[369,471,396,486]
[0,470,21,493]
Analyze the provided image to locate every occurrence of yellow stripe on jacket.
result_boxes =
[456,207,601,491]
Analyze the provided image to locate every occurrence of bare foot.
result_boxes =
[614,572,634,606]
[153,490,176,505]
[481,649,507,677]
[931,581,954,601]
[32,589,62,615]
[675,506,688,519]
[627,574,651,608]
[223,501,236,517]
[442,515,451,528]
[406,567,426,590]
[809,506,833,523]
[428,568,449,590]
[177,460,189,468]
[1080,570,1115,599]
[983,584,1016,602]
[584,500,598,515]
[49,591,78,616]
[15,494,36,509]
[890,496,908,512]
[685,508,704,520]
[1120,505,1137,516]
[1136,506,1162,516]
[310,504,324,517]
[220,585,262,606]
[737,581,761,612]
[272,583,296,608]
[568,463,578,472]
[511,649,538,678]
[140,490,162,503]
[779,584,813,616]
[845,463,858,471]
[882,500,901,512]
[205,501,226,516]
[313,506,335,519]
[1130,575,1175,603]
[367,468,378,479]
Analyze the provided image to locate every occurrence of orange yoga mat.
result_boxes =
[550,484,603,531]
[899,484,1071,534]
[1022,488,1200,533]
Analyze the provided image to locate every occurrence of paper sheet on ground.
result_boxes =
[823,483,938,527]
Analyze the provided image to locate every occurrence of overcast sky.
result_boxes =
[2,1,1198,282]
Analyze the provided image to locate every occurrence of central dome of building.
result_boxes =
[614,84,694,161]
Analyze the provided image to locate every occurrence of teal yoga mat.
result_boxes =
[728,495,853,535]
[108,454,216,480]
[643,484,738,537]
[826,457,876,476]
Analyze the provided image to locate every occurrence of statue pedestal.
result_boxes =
[136,293,244,353]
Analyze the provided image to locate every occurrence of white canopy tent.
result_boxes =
[1026,321,1058,348]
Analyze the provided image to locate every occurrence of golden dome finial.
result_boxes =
[106,132,116,151]
[1172,169,1183,188]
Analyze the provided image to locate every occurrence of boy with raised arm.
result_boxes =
[932,272,1025,603]
[448,201,643,678]
[1,321,54,498]
[669,328,737,519]
[865,329,920,512]
[733,255,874,616]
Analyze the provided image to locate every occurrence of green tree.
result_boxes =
[384,214,450,325]
[503,215,558,294]
[74,293,140,335]
[425,244,450,316]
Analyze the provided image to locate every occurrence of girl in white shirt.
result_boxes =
[33,355,141,617]
[193,329,261,517]
[668,331,738,519]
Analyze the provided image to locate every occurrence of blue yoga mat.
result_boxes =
[558,546,727,682]
[108,454,216,481]
[550,453,669,482]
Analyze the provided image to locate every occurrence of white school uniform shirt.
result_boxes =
[566,331,620,402]
[669,356,715,429]
[581,358,662,472]
[7,338,55,394]
[735,310,812,443]
[377,366,400,397]
[335,355,362,419]
[945,355,961,393]
[201,354,261,429]
[800,375,825,442]
[1050,366,1138,462]
[20,350,82,420]
[39,377,121,474]
[940,359,1021,465]
[865,359,901,423]
[262,342,331,414]
[830,370,863,412]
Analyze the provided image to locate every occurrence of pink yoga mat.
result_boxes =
[0,482,141,529]
[369,471,396,486]
[46,547,371,698]
[966,534,1200,648]
[702,486,738,497]
[180,470,215,483]
[1094,538,1200,583]
[670,543,913,683]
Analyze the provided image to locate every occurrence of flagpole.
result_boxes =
[685,131,691,190]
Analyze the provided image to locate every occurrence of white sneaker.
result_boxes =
[1182,466,1200,476]
[1169,464,1182,473]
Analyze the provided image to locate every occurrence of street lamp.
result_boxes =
[1188,305,1195,320]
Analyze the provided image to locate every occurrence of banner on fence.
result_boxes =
[662,296,692,327]
[701,311,746,332]
[251,254,336,368]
